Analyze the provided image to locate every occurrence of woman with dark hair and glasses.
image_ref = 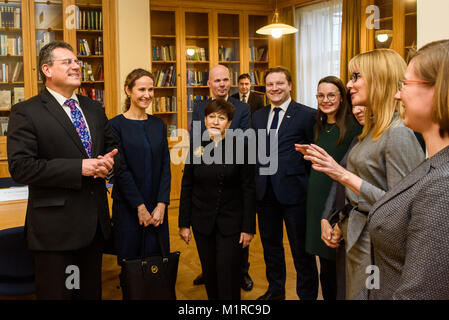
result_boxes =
[304,76,361,300]
[296,49,424,299]
[367,40,449,299]
[179,98,256,300]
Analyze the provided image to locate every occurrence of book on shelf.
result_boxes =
[77,9,102,30]
[186,70,208,86]
[13,87,24,104]
[153,96,177,113]
[94,36,103,55]
[167,125,177,138]
[80,62,95,81]
[0,63,9,83]
[0,35,23,55]
[250,70,266,86]
[0,90,11,109]
[187,95,209,111]
[36,31,55,54]
[0,116,8,136]
[79,88,104,105]
[218,46,234,61]
[186,47,207,61]
[0,5,21,28]
[11,61,22,82]
[96,64,104,81]
[249,45,268,61]
[154,66,176,87]
[152,45,176,61]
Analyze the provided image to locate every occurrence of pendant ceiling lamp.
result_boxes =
[256,0,298,38]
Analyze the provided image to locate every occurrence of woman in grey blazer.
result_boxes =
[368,40,449,300]
[296,49,425,299]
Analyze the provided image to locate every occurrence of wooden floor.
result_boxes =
[1,206,323,300]
[101,206,324,300]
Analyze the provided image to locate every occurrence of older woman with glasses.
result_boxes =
[367,40,449,300]
[296,49,425,299]
[303,76,361,300]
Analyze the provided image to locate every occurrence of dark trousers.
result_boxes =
[32,223,104,300]
[257,182,318,300]
[241,246,250,274]
[193,228,242,300]
[318,256,337,300]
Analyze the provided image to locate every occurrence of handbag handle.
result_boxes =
[140,225,168,258]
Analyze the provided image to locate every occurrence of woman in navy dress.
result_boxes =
[109,69,171,296]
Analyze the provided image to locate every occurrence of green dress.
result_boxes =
[305,117,362,260]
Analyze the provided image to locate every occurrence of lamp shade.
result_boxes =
[256,23,298,38]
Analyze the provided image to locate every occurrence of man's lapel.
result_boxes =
[277,100,297,138]
[41,89,88,157]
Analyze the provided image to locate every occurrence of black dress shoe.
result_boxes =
[241,273,253,291]
[257,291,285,300]
[193,273,205,285]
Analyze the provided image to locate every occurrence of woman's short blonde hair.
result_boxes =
[409,39,449,138]
[349,49,406,141]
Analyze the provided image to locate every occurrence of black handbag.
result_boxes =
[120,226,180,300]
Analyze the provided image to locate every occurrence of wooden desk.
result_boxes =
[0,199,27,230]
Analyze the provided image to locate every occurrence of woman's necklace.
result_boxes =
[325,123,337,133]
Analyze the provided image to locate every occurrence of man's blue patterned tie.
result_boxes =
[65,99,92,158]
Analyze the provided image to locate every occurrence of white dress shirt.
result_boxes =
[266,97,291,135]
[46,87,91,135]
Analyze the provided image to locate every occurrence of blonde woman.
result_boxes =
[296,49,425,299]
[368,40,449,299]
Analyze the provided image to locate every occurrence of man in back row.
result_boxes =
[231,73,265,115]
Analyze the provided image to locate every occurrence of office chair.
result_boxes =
[0,226,36,296]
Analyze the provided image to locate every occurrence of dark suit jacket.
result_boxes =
[231,92,264,115]
[191,96,250,133]
[109,114,171,208]
[7,89,118,251]
[251,99,316,205]
[179,137,256,237]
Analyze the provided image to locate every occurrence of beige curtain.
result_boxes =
[340,0,361,84]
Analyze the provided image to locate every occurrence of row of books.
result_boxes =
[76,9,102,30]
[80,62,104,82]
[229,71,239,86]
[0,62,23,83]
[152,45,176,61]
[186,47,208,61]
[250,70,266,86]
[187,94,209,111]
[154,66,176,87]
[36,31,55,54]
[0,35,23,55]
[186,70,208,86]
[79,88,104,105]
[218,46,237,61]
[0,87,24,109]
[250,45,268,62]
[78,37,103,56]
[0,116,7,136]
[153,96,177,113]
[0,5,21,28]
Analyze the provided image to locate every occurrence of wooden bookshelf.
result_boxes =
[362,0,417,59]
[0,0,117,178]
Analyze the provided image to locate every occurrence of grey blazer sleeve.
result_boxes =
[358,124,424,212]
[393,175,449,299]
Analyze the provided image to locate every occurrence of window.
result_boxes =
[295,0,343,108]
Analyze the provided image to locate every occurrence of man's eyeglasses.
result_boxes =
[398,79,433,91]
[52,58,82,67]
[316,92,340,102]
[350,72,361,83]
